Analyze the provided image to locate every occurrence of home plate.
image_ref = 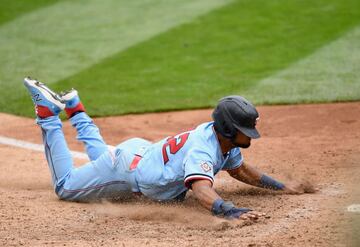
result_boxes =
[347,204,360,213]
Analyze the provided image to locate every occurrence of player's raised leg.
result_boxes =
[24,78,135,201]
[23,77,72,192]
[60,89,108,161]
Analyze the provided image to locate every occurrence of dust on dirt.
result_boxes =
[0,102,359,246]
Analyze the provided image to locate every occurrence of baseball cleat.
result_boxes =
[60,88,86,118]
[60,89,80,108]
[23,77,65,118]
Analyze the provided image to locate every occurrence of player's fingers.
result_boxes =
[240,212,258,220]
[238,211,266,220]
[254,212,266,216]
[248,211,265,217]
[239,214,249,220]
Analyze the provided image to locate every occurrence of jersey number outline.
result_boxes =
[162,132,190,164]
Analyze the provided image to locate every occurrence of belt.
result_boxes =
[130,154,142,170]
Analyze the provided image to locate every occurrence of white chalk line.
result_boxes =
[0,135,88,160]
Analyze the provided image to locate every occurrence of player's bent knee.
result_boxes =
[55,187,70,201]
[55,186,105,202]
[55,187,82,201]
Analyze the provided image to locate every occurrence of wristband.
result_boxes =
[211,199,225,215]
[260,174,285,190]
[211,199,236,215]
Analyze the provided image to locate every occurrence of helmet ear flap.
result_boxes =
[212,105,236,140]
[222,121,236,139]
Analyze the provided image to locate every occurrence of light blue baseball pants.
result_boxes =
[38,112,146,201]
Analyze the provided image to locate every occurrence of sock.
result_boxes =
[65,102,86,119]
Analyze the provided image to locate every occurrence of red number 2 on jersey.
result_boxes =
[162,132,190,164]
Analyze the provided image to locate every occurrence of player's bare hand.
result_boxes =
[222,206,266,220]
[239,211,266,220]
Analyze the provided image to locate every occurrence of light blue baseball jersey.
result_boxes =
[134,122,244,201]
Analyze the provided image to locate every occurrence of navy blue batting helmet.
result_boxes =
[212,95,260,139]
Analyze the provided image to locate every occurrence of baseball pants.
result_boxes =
[37,112,145,201]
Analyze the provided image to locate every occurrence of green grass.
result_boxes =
[244,24,360,104]
[0,0,232,117]
[1,0,360,117]
[54,0,360,116]
[350,213,360,247]
[0,0,232,89]
[0,0,61,25]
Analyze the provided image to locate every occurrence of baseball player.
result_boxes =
[24,77,306,220]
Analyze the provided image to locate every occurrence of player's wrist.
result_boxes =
[212,199,252,219]
[212,199,225,215]
[259,174,285,190]
[212,199,234,215]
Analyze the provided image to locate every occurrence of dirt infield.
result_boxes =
[0,102,359,247]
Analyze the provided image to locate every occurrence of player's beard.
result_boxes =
[232,140,251,149]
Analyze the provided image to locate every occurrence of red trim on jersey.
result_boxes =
[184,175,214,189]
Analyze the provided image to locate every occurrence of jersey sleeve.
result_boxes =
[222,147,244,171]
[183,148,215,189]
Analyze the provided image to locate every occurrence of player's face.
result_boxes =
[232,131,251,148]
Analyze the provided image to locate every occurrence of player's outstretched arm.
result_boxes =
[191,179,264,219]
[227,162,308,194]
